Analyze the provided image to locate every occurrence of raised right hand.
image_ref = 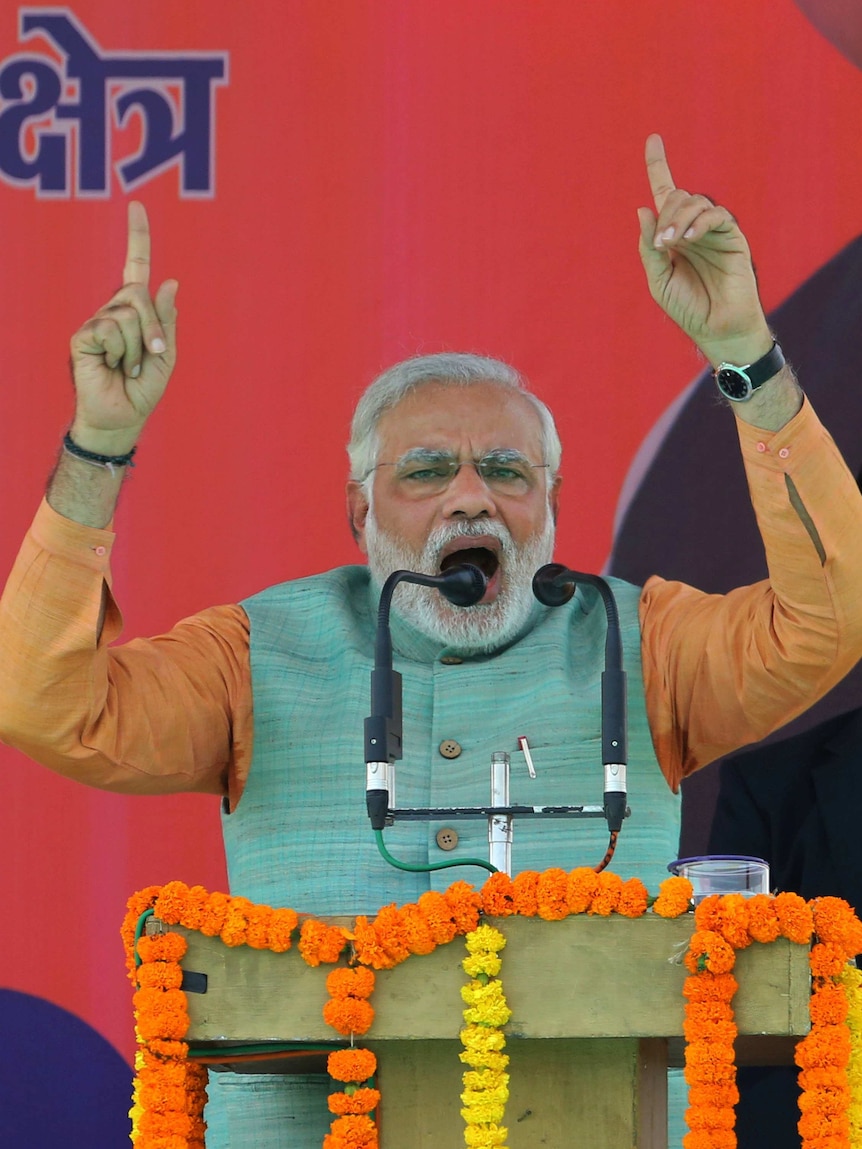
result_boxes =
[69,201,178,456]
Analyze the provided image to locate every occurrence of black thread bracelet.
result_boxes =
[62,432,137,469]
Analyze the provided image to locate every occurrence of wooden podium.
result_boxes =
[157,915,811,1148]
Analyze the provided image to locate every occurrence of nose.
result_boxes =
[439,461,498,519]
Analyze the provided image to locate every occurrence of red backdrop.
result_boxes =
[2,0,861,1069]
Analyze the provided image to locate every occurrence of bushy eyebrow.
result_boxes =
[394,446,532,466]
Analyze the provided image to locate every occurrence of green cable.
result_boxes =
[374,828,497,874]
[133,908,155,967]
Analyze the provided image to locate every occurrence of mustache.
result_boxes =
[423,519,514,561]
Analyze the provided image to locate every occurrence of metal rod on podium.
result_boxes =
[489,751,513,875]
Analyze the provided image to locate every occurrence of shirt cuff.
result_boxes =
[735,395,821,472]
[30,498,116,574]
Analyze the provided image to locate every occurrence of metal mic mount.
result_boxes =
[532,563,629,834]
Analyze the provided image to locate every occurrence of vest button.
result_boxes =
[436,827,459,851]
[440,655,463,665]
[439,739,462,759]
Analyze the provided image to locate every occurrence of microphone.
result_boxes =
[365,564,487,829]
[533,563,628,834]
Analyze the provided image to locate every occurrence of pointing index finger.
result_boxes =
[124,200,151,288]
[644,133,676,213]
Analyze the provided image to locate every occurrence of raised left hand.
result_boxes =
[637,134,773,367]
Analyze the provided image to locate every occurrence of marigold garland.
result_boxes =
[122,875,862,1149]
[460,924,511,1148]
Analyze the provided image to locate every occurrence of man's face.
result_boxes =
[347,380,561,650]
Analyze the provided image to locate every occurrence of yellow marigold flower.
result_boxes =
[460,1024,507,1053]
[461,981,512,1027]
[463,953,502,979]
[458,1049,509,1071]
[465,923,507,955]
[463,1122,508,1146]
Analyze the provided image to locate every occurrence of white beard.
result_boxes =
[364,509,555,654]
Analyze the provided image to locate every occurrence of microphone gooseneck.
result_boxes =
[532,563,628,837]
[365,564,487,830]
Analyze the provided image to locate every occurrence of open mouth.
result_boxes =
[439,546,500,582]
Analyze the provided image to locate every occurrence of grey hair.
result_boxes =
[347,352,562,484]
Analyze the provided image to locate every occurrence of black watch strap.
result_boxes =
[714,341,786,402]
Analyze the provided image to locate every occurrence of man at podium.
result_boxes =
[2,137,862,1147]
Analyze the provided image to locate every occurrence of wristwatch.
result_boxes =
[714,341,786,402]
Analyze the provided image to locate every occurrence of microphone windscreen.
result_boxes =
[532,563,576,607]
[438,563,487,606]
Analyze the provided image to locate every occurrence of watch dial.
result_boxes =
[717,369,750,401]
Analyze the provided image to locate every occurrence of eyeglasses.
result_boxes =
[364,448,550,498]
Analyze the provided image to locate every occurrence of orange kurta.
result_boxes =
[1,399,861,809]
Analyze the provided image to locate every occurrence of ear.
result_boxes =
[549,474,562,524]
[346,480,370,554]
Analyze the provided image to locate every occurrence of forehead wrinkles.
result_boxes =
[376,383,544,457]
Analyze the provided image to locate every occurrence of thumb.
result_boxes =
[154,279,179,352]
[637,207,672,295]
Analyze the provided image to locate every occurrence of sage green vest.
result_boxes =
[225,567,680,915]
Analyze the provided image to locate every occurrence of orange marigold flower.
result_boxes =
[417,891,459,944]
[134,990,190,1042]
[687,1083,739,1109]
[138,1080,189,1114]
[136,933,188,965]
[617,877,649,918]
[173,884,209,931]
[746,894,781,943]
[327,1048,377,1083]
[299,919,347,967]
[798,1108,850,1139]
[589,871,623,916]
[684,1104,736,1131]
[138,1109,195,1138]
[146,1038,189,1059]
[795,1024,852,1069]
[694,893,752,950]
[322,997,375,1036]
[684,1042,736,1068]
[773,892,814,945]
[797,1083,850,1114]
[566,867,600,914]
[152,881,192,925]
[266,907,299,952]
[481,872,516,917]
[327,1088,381,1115]
[352,917,396,970]
[809,981,850,1027]
[400,902,437,955]
[798,1066,848,1092]
[683,1019,737,1047]
[536,868,569,921]
[326,966,376,1000]
[652,876,693,918]
[512,871,540,916]
[683,1060,737,1086]
[199,891,231,937]
[684,930,736,975]
[683,972,738,1004]
[681,1127,736,1149]
[122,886,162,975]
[323,1113,378,1148]
[810,941,851,980]
[684,1001,736,1026]
[813,896,862,957]
[245,905,276,949]
[443,881,482,933]
[136,962,184,991]
[372,904,411,964]
[220,897,254,947]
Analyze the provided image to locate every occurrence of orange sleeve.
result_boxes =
[0,499,253,804]
[641,398,862,791]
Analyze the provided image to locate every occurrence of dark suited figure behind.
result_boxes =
[709,707,862,1149]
